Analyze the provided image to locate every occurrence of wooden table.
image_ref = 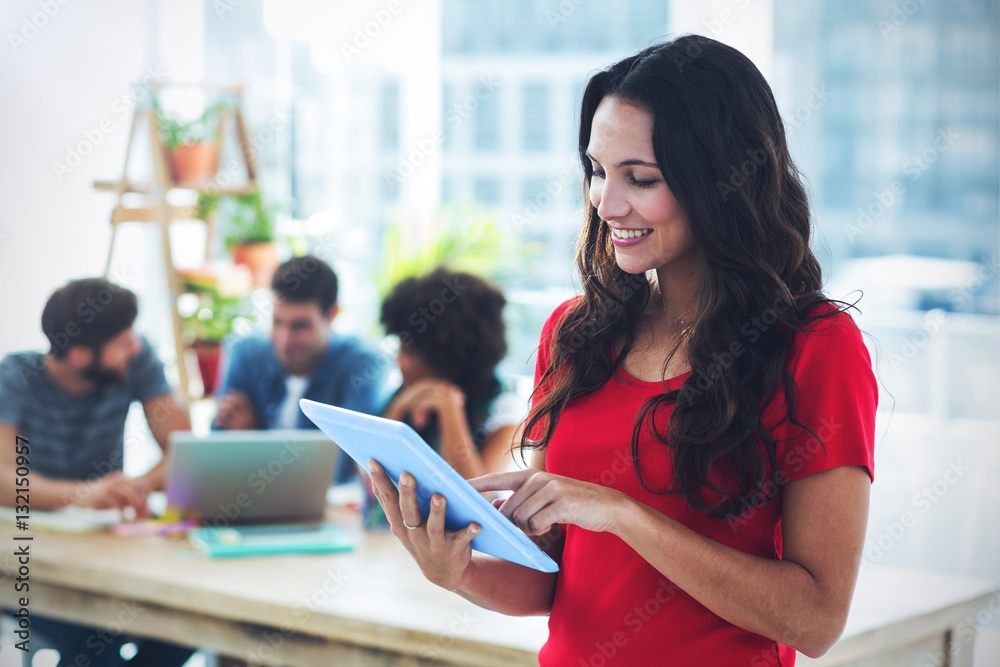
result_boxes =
[0,512,995,666]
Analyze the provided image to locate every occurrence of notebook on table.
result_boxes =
[188,522,354,558]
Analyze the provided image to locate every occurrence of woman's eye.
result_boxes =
[631,177,658,188]
[592,168,606,179]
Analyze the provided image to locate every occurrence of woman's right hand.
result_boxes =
[367,459,481,592]
[382,379,466,428]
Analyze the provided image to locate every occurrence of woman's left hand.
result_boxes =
[469,470,633,536]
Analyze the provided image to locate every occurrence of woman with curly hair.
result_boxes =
[380,268,518,478]
[369,35,877,665]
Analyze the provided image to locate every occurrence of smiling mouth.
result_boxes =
[611,228,652,240]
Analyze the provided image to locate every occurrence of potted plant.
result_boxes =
[155,100,226,183]
[178,265,254,396]
[376,204,523,299]
[198,187,280,287]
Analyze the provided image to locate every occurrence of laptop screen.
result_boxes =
[165,429,338,525]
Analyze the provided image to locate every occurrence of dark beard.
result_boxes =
[81,359,125,387]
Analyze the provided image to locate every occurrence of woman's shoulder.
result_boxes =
[540,296,584,339]
[788,299,871,373]
[797,300,864,342]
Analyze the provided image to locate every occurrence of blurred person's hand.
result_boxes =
[215,391,259,430]
[76,472,150,519]
[384,379,465,428]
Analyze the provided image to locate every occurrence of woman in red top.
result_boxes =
[369,34,877,666]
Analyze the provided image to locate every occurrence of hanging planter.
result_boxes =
[155,100,226,184]
[166,142,220,183]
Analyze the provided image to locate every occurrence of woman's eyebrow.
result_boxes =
[585,150,658,168]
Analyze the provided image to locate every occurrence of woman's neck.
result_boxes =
[651,259,702,332]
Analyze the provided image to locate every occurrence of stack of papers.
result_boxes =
[0,506,122,533]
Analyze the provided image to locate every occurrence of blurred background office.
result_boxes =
[0,0,996,633]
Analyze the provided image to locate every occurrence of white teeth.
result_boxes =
[612,228,652,240]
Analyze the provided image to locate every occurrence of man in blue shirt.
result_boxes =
[214,255,386,481]
[0,278,194,666]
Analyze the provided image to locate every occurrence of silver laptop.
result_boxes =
[166,430,338,525]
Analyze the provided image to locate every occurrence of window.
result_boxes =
[522,83,549,152]
[379,79,400,153]
[442,83,456,153]
[474,177,501,205]
[473,84,501,151]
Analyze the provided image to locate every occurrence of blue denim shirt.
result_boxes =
[216,333,387,428]
[214,334,388,480]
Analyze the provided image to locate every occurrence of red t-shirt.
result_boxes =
[534,298,877,667]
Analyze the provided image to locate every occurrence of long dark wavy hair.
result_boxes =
[521,35,845,518]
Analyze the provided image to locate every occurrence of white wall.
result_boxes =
[0,0,151,356]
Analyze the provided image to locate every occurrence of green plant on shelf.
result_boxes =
[178,279,253,345]
[197,187,276,251]
[153,98,228,149]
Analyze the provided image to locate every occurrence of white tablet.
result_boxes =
[299,398,559,573]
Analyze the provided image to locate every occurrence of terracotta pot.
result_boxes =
[168,142,220,183]
[191,340,222,396]
[232,242,279,287]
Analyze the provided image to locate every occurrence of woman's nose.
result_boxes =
[595,179,630,222]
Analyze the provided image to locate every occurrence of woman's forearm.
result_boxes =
[615,500,847,657]
[454,554,557,616]
[438,408,487,479]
